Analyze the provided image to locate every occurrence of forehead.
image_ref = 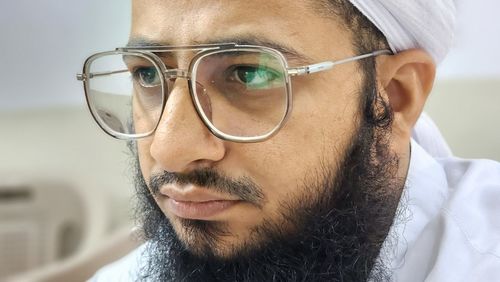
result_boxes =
[130,0,352,59]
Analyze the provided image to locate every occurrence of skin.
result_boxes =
[131,0,436,258]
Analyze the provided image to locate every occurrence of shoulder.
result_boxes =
[393,145,500,281]
[429,157,500,280]
[87,243,148,282]
[440,157,500,188]
[439,157,500,256]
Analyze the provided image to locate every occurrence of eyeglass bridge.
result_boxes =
[163,69,191,80]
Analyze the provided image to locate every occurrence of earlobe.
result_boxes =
[376,49,436,134]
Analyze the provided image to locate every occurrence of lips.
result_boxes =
[159,185,241,220]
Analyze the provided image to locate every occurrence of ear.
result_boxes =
[376,49,436,139]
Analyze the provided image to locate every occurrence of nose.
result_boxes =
[149,79,226,173]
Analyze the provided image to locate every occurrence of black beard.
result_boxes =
[130,118,404,282]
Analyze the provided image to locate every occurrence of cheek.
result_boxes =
[229,80,360,211]
[226,128,345,217]
[137,138,154,184]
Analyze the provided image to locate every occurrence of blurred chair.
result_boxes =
[0,177,84,279]
[0,173,139,282]
[4,225,141,282]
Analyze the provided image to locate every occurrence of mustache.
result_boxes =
[149,169,265,207]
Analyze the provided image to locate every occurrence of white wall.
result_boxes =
[438,0,500,79]
[426,79,500,161]
[0,0,131,110]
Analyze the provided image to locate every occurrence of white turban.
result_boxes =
[348,1,457,63]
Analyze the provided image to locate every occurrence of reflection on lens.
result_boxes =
[86,52,164,138]
[96,109,124,133]
[194,50,288,138]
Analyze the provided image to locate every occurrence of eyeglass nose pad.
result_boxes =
[194,81,212,121]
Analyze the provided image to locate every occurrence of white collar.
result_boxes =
[377,139,449,273]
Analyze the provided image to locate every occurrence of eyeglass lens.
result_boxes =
[86,53,164,137]
[85,49,288,139]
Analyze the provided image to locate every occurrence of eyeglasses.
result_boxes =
[77,43,391,143]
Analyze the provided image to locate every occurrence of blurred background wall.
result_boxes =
[0,0,499,280]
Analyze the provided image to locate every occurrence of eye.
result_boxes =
[133,66,161,88]
[228,65,283,89]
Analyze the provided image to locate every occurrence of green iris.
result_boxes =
[235,66,283,89]
[135,67,160,87]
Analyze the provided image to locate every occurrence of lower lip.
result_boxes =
[165,198,240,220]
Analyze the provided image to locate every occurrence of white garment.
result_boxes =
[89,243,145,282]
[411,112,453,158]
[378,140,500,281]
[89,140,500,282]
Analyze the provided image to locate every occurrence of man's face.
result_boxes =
[133,0,368,257]
[129,1,412,280]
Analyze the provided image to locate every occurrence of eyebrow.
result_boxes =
[126,36,314,66]
[127,38,166,47]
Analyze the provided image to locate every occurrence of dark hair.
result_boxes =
[316,0,393,129]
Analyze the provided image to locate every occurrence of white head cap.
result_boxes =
[348,1,457,64]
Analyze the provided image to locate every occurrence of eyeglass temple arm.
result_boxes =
[76,50,392,81]
[287,50,392,76]
[77,69,129,81]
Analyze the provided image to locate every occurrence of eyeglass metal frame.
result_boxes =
[77,43,392,143]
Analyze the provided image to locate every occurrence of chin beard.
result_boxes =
[129,114,405,282]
